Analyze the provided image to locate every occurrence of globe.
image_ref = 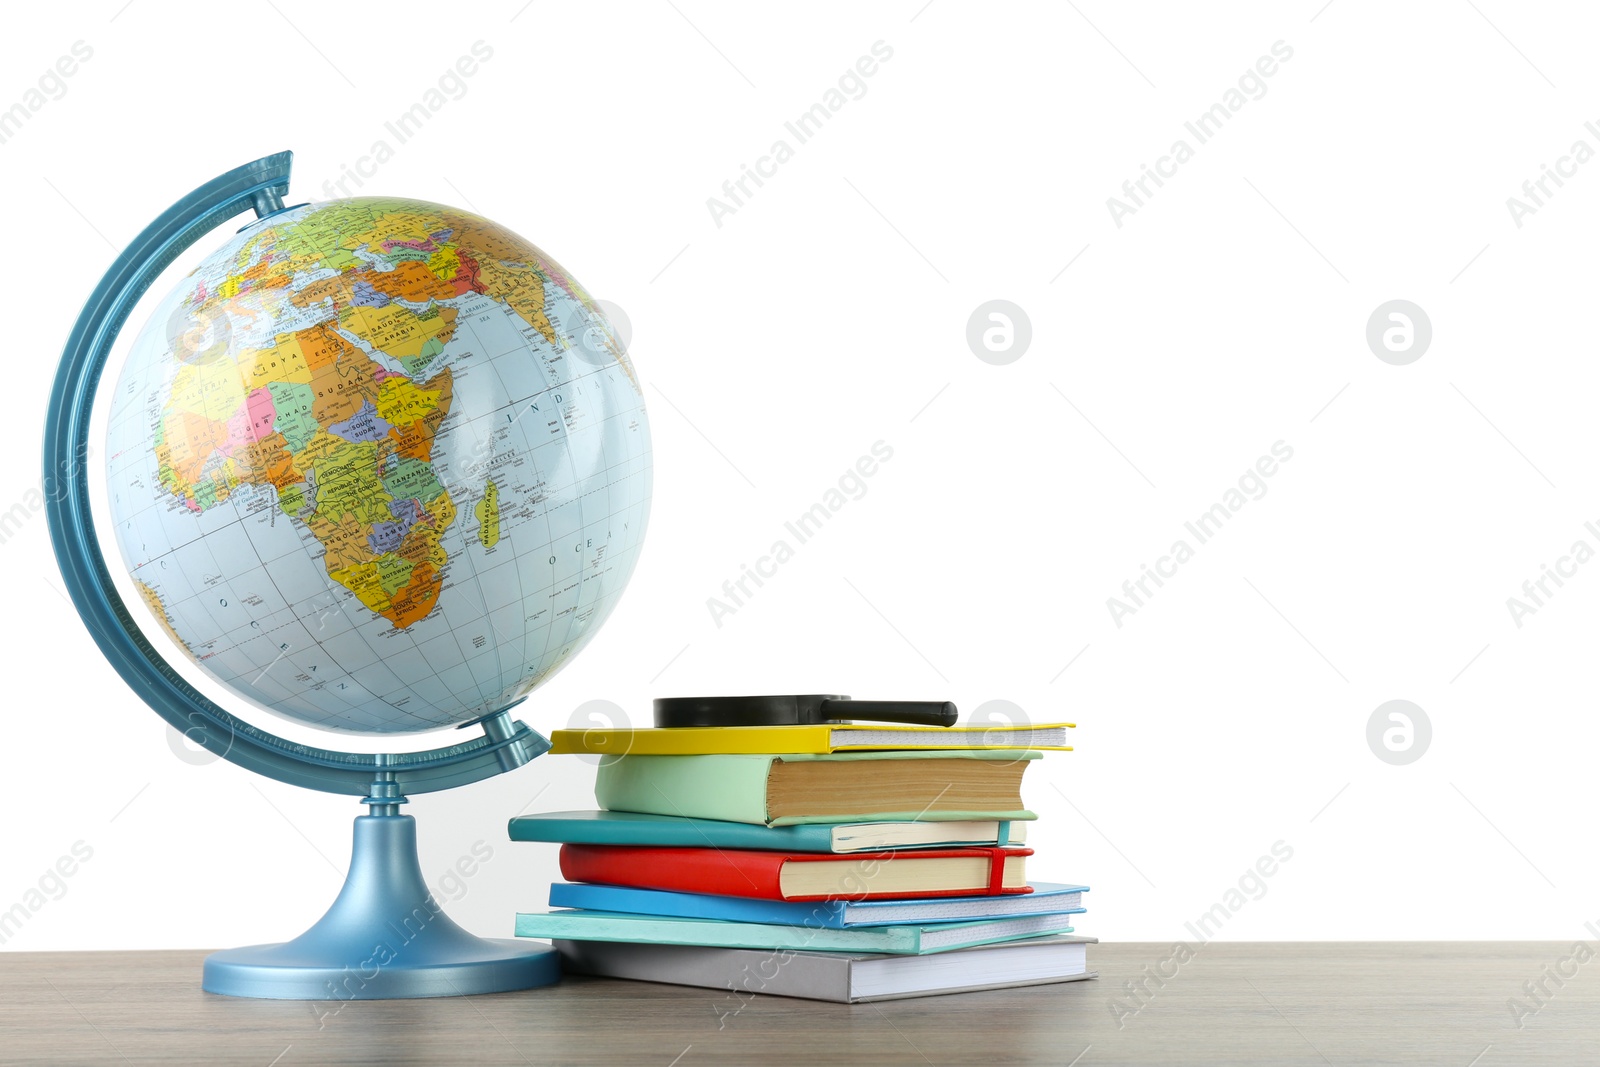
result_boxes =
[104,195,651,734]
[46,152,649,998]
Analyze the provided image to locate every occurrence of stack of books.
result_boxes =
[510,719,1094,1003]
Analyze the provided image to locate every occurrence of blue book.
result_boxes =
[548,880,1088,928]
[515,909,1079,954]
[508,809,1027,853]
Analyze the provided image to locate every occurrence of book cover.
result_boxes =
[549,722,1075,756]
[594,750,1039,827]
[558,844,1031,901]
[509,810,1026,852]
[548,880,1087,928]
[516,909,1076,954]
[554,936,1098,1003]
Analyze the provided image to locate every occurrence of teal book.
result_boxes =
[508,810,1027,852]
[548,880,1087,928]
[514,909,1077,954]
[594,750,1040,827]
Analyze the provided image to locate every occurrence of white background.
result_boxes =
[2,0,1598,953]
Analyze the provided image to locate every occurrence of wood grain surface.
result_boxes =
[0,942,1592,1065]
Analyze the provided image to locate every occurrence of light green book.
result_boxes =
[594,750,1040,827]
[515,909,1075,954]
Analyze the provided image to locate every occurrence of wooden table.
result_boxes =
[0,943,1591,1064]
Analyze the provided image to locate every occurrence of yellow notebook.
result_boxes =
[548,722,1075,757]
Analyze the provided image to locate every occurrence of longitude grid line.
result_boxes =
[432,302,517,712]
[298,256,468,728]
[235,490,404,728]
[545,308,651,670]
[237,569,350,725]
[548,298,612,681]
[514,295,603,687]
[302,363,451,713]
[454,300,521,700]
[471,315,569,701]
[524,319,572,685]
[567,323,626,679]
[446,289,642,703]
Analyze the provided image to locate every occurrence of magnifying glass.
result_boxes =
[653,694,958,729]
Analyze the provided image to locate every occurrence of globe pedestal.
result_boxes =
[203,810,559,999]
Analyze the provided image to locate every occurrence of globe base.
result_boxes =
[203,812,560,999]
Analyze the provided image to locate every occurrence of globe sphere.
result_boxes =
[105,197,651,735]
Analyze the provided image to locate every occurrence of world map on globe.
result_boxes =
[105,197,652,735]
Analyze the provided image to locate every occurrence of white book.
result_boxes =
[556,935,1096,1003]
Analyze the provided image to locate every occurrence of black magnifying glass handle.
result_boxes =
[653,694,959,728]
[819,699,957,726]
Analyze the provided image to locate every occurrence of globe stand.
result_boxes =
[204,785,559,999]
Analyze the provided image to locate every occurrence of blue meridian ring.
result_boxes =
[42,152,547,795]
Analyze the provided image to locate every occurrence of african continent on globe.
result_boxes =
[105,197,651,735]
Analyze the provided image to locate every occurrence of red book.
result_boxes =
[558,844,1033,901]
